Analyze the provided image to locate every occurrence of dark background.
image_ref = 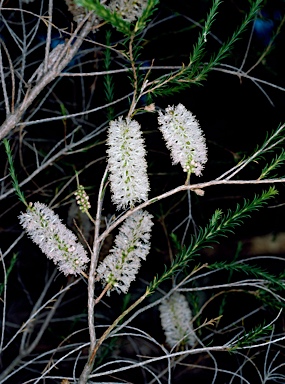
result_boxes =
[2,0,285,382]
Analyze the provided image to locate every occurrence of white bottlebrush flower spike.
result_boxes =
[108,0,148,22]
[96,210,153,294]
[107,116,149,209]
[157,103,207,176]
[159,292,196,349]
[19,202,89,276]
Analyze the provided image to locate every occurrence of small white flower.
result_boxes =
[96,210,153,294]
[107,116,149,209]
[108,0,148,22]
[19,202,89,276]
[157,104,207,176]
[159,292,196,349]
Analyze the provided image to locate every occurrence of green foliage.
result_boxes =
[208,255,285,314]
[209,260,285,291]
[76,0,132,35]
[149,187,277,292]
[104,30,115,121]
[3,139,27,206]
[259,149,285,179]
[76,0,159,36]
[134,0,159,33]
[240,123,285,178]
[257,289,285,310]
[217,242,243,320]
[231,322,273,350]
[148,0,263,97]
[257,124,285,158]
[183,187,277,256]
[0,253,17,297]
[188,0,222,77]
[198,0,264,77]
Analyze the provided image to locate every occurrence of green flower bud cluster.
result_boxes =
[74,185,91,213]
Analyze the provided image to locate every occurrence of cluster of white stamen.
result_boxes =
[159,292,196,349]
[106,116,149,209]
[107,0,148,22]
[19,202,89,276]
[157,104,207,176]
[96,210,153,294]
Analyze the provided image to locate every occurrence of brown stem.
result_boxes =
[0,13,97,140]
